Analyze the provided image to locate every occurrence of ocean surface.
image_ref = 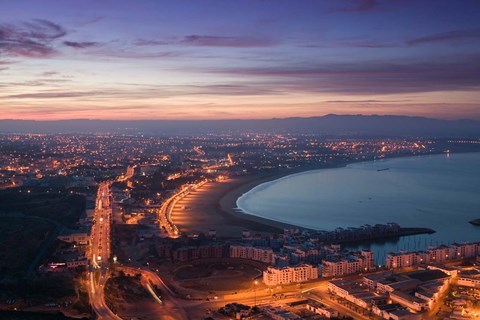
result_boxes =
[237,152,480,263]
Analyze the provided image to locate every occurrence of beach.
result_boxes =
[170,152,475,240]
[170,167,327,238]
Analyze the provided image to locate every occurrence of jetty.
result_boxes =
[469,219,480,226]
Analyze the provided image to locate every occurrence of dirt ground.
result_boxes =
[173,261,263,292]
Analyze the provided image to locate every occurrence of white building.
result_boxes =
[457,268,480,288]
[385,242,480,269]
[306,300,338,318]
[58,230,90,245]
[66,258,88,268]
[385,252,417,269]
[452,242,479,259]
[322,250,375,277]
[372,303,421,320]
[263,264,318,286]
[389,291,429,312]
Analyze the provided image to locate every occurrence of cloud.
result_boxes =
[181,35,276,47]
[325,99,411,103]
[205,56,480,95]
[75,16,104,28]
[305,28,480,49]
[63,41,99,49]
[304,39,397,48]
[0,19,66,58]
[1,90,125,100]
[406,28,480,46]
[39,71,60,77]
[0,80,282,102]
[328,0,380,13]
[88,49,182,59]
[337,39,397,48]
[23,19,66,40]
[134,39,170,46]
[135,35,276,48]
[185,83,280,96]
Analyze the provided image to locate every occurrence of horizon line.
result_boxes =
[1,114,478,122]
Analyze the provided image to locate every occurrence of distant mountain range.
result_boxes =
[1,114,479,137]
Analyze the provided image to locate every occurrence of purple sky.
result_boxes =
[1,0,480,120]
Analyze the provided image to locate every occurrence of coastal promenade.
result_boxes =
[157,180,208,237]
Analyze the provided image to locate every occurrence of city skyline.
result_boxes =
[1,0,480,120]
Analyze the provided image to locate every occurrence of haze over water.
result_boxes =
[237,152,480,262]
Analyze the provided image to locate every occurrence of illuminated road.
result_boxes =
[88,167,135,320]
[157,180,207,238]
[179,278,374,320]
[88,181,120,320]
[89,169,362,320]
[119,266,189,320]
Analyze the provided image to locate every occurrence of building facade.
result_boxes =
[263,264,318,286]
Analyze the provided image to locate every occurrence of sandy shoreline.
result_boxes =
[170,151,469,238]
[171,164,344,238]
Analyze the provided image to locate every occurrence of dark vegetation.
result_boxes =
[0,310,88,320]
[0,218,53,277]
[0,191,86,227]
[104,271,151,314]
[0,191,87,311]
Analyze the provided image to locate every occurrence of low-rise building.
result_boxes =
[321,250,374,277]
[230,245,275,264]
[457,268,480,288]
[328,279,365,298]
[306,300,338,318]
[427,265,458,278]
[57,228,90,245]
[333,269,450,315]
[263,264,318,286]
[385,242,480,269]
[328,279,387,309]
[66,257,88,268]
[385,252,417,269]
[262,306,300,320]
[372,303,421,320]
[172,244,224,262]
[390,291,429,312]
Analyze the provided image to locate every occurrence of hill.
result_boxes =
[1,114,479,137]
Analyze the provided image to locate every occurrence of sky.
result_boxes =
[1,0,480,120]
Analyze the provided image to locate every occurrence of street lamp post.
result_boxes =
[254,280,258,307]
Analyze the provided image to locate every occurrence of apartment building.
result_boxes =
[321,250,375,277]
[263,264,318,286]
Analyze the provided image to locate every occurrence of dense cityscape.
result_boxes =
[0,133,479,319]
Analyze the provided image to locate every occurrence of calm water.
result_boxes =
[237,153,480,262]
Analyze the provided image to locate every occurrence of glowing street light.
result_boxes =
[254,280,259,307]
